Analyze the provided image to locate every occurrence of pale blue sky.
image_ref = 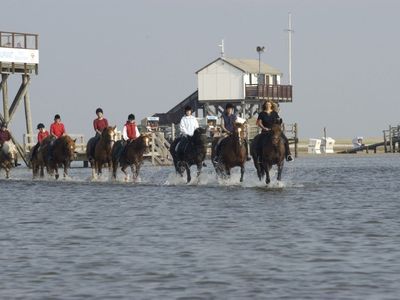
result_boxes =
[2,0,399,140]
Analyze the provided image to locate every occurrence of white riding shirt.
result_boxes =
[179,115,199,136]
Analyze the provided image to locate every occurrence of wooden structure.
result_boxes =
[339,124,400,154]
[153,57,293,125]
[0,31,39,166]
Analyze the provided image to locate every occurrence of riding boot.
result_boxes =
[282,134,294,161]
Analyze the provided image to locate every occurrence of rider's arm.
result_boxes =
[179,118,188,135]
[122,125,129,141]
[135,126,140,137]
[93,120,101,135]
[256,118,268,131]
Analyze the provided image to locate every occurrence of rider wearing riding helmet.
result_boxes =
[93,107,109,137]
[118,113,140,163]
[256,100,293,162]
[177,105,199,155]
[0,123,19,166]
[30,123,49,162]
[48,114,66,162]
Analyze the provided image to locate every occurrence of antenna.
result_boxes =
[219,39,225,58]
[285,12,294,85]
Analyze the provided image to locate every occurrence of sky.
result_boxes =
[1,0,400,141]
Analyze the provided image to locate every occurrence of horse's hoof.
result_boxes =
[55,174,59,180]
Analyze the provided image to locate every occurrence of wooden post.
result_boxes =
[383,130,387,153]
[1,74,9,123]
[23,75,33,143]
[151,132,155,165]
[171,123,175,141]
[294,123,298,158]
[389,125,393,153]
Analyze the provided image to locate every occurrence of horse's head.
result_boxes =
[141,133,151,154]
[0,141,17,165]
[233,122,246,146]
[62,136,77,160]
[102,126,117,146]
[192,127,208,146]
[270,124,282,146]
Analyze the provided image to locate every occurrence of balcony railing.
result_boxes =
[245,84,292,102]
[0,31,39,49]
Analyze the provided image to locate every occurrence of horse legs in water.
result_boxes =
[263,162,271,185]
[121,164,129,181]
[185,162,191,183]
[134,162,141,182]
[130,164,136,182]
[277,162,284,181]
[240,164,245,183]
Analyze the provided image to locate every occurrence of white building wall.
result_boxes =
[198,60,245,101]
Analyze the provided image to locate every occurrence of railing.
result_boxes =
[23,134,86,153]
[0,31,39,49]
[245,84,292,102]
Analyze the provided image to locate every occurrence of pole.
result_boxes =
[2,74,10,123]
[288,12,293,85]
[23,75,33,143]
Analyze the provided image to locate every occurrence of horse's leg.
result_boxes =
[96,160,102,177]
[112,160,118,180]
[240,164,245,183]
[263,163,271,185]
[63,162,68,178]
[185,163,191,183]
[135,162,141,181]
[130,164,136,182]
[5,167,10,179]
[277,161,284,181]
[121,164,129,182]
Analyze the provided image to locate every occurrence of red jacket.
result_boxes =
[37,130,49,144]
[50,122,66,138]
[125,122,137,140]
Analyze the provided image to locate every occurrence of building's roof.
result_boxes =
[196,57,282,75]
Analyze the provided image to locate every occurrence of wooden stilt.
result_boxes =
[23,75,33,143]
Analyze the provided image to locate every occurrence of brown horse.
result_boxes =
[0,141,18,179]
[37,135,77,179]
[170,127,208,183]
[111,134,150,181]
[30,137,50,178]
[250,124,285,184]
[211,123,247,182]
[86,126,116,178]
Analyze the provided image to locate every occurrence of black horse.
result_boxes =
[170,127,208,183]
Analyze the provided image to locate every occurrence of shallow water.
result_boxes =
[1,155,400,299]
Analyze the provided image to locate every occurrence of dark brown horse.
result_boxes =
[170,127,208,183]
[37,135,77,179]
[111,134,150,182]
[211,123,247,182]
[250,124,285,184]
[30,137,50,178]
[86,126,116,178]
[0,141,18,179]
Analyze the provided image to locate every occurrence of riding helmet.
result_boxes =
[128,114,135,121]
[226,103,234,109]
[96,108,103,114]
[37,123,45,129]
[184,105,192,112]
[54,114,61,120]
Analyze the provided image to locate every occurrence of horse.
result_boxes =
[170,127,208,183]
[37,135,77,179]
[211,122,247,182]
[86,126,116,178]
[0,141,18,179]
[111,134,150,182]
[250,123,285,184]
[30,137,51,178]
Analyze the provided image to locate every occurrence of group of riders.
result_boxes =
[0,98,293,174]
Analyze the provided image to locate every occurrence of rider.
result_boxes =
[176,105,199,156]
[48,114,66,161]
[93,107,109,137]
[118,113,140,163]
[89,108,109,159]
[256,100,293,162]
[213,103,251,163]
[30,123,49,161]
[0,122,19,166]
